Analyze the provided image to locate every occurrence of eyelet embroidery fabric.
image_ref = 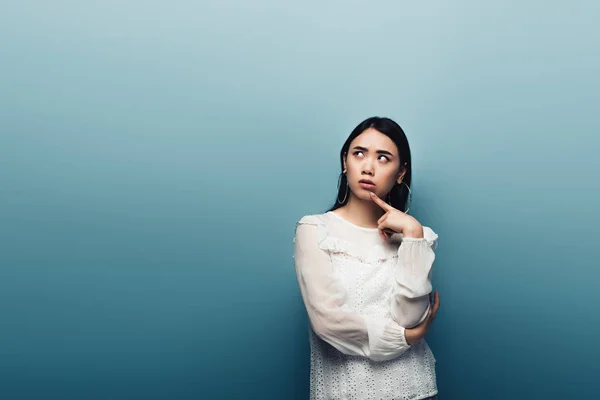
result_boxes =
[293,212,439,400]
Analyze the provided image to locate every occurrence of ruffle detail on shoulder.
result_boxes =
[295,214,398,263]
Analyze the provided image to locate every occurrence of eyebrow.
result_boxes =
[351,146,394,157]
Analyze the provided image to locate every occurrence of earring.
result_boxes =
[337,172,348,204]
[399,181,412,214]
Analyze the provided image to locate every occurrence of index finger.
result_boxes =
[369,192,392,211]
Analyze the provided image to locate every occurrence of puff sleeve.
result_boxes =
[293,219,412,362]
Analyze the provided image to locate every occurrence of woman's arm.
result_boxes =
[294,221,412,362]
[366,192,439,329]
[404,291,440,345]
[389,226,439,328]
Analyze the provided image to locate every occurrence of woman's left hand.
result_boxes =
[369,191,424,241]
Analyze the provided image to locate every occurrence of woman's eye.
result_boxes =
[353,151,389,162]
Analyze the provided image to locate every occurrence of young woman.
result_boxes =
[293,116,441,400]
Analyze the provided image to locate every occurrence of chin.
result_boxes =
[353,188,376,200]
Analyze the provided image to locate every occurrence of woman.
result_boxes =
[293,116,441,400]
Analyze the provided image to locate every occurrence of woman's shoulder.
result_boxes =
[295,211,331,227]
[293,213,330,246]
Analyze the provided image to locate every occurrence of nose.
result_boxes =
[362,158,374,175]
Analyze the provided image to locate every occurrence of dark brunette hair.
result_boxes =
[328,116,412,212]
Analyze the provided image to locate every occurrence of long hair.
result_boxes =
[327,116,412,212]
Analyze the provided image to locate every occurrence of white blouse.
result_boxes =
[293,211,439,400]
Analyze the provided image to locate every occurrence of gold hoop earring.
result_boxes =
[337,172,348,204]
[399,181,412,214]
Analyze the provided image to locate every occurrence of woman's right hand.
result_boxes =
[404,291,440,345]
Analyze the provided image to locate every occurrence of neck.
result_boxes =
[337,192,385,229]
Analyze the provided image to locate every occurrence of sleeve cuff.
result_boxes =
[365,316,411,362]
[401,226,438,248]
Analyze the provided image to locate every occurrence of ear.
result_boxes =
[396,164,407,184]
[342,153,347,172]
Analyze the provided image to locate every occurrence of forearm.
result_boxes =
[389,225,438,327]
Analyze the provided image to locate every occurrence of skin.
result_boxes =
[333,127,440,345]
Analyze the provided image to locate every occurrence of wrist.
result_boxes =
[402,224,424,239]
[404,327,423,345]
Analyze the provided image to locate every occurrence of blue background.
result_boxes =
[1,1,598,399]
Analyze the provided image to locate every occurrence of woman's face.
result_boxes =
[343,128,405,201]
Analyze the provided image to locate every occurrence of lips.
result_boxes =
[358,180,376,190]
[359,180,375,185]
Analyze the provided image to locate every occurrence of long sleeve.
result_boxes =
[294,222,411,362]
[390,227,439,328]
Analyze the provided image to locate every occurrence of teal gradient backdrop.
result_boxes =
[1,1,598,399]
